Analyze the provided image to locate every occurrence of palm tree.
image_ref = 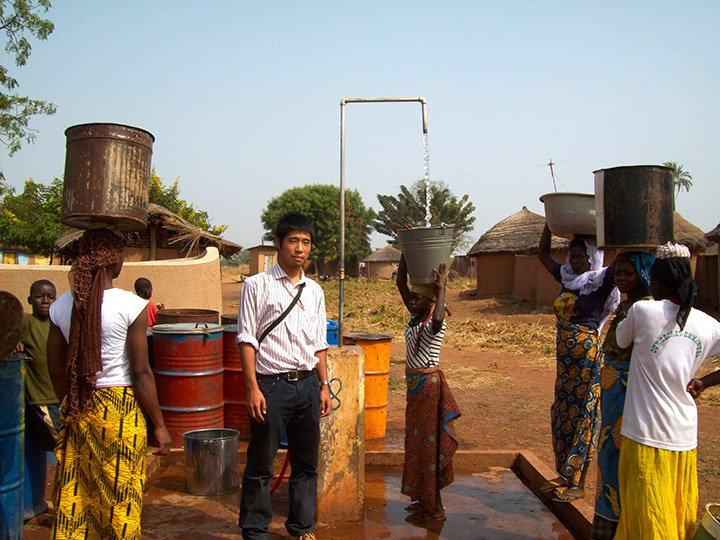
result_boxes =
[663,161,693,199]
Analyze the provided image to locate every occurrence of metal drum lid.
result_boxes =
[151,323,223,335]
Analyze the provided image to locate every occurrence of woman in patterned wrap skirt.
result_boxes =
[396,253,460,524]
[538,224,620,502]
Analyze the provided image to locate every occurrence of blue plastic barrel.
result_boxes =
[327,320,339,346]
[0,353,25,540]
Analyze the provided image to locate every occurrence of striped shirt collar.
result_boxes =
[268,263,307,287]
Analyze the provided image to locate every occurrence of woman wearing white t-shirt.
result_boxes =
[614,243,720,540]
[47,229,171,540]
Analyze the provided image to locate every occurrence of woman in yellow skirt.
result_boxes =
[614,243,720,540]
[48,229,171,540]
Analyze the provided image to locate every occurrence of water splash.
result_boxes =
[423,132,431,227]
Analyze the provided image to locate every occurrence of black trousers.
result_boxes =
[239,372,320,539]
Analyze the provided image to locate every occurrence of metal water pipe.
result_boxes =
[338,97,428,346]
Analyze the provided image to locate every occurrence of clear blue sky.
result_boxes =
[1,1,718,251]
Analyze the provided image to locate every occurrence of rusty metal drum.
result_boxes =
[222,325,250,438]
[156,309,220,325]
[594,165,674,249]
[61,123,154,232]
[151,323,224,447]
[220,313,237,326]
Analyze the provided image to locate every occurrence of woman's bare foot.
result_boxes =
[540,476,568,492]
[553,487,585,502]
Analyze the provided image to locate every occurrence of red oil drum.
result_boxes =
[222,325,250,438]
[220,313,237,326]
[151,323,224,447]
[157,309,219,325]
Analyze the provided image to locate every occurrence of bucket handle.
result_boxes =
[194,322,211,340]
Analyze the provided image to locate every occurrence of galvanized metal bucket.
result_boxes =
[694,504,720,540]
[184,428,240,496]
[61,123,155,232]
[594,165,674,249]
[397,224,454,285]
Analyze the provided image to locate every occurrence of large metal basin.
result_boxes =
[540,192,596,239]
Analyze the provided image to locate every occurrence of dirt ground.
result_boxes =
[221,274,720,520]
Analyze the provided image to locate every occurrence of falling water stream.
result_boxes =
[423,133,431,227]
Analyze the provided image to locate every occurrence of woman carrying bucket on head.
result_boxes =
[591,250,654,540]
[396,253,461,524]
[537,224,620,502]
[47,228,171,540]
[613,243,720,540]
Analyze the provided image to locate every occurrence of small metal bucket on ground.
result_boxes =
[184,428,240,496]
[694,504,720,540]
[397,224,454,284]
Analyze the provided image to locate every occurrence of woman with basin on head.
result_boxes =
[396,253,461,524]
[47,228,171,540]
[590,251,654,540]
[537,224,620,502]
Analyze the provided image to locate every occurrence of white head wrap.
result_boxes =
[560,239,621,330]
[656,242,691,260]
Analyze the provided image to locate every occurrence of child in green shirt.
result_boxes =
[17,279,61,519]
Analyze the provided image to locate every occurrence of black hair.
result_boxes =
[275,213,315,245]
[569,238,587,253]
[650,258,698,330]
[30,279,55,295]
[134,277,152,295]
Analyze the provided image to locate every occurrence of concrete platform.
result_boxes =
[24,447,593,540]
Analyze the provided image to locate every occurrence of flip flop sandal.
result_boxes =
[405,510,447,524]
[553,489,584,503]
[540,478,568,492]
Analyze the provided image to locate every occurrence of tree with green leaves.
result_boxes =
[261,184,374,274]
[0,0,56,156]
[663,161,693,199]
[374,179,476,251]
[0,177,66,257]
[149,169,228,236]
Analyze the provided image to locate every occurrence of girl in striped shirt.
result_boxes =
[396,254,461,524]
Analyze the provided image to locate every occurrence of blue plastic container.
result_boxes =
[327,320,339,346]
[0,353,25,540]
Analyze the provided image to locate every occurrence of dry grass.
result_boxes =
[321,277,557,356]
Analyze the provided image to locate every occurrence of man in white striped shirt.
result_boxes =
[236,213,331,540]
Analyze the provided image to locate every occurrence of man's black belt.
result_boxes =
[256,370,314,382]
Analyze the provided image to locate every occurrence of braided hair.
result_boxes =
[65,229,124,421]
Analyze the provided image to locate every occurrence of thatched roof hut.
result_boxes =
[673,212,708,253]
[55,203,242,263]
[467,207,568,256]
[363,246,401,279]
[705,222,720,244]
[363,246,401,262]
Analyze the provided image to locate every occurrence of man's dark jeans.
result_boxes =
[239,373,320,539]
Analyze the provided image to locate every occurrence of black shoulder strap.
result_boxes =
[258,282,306,345]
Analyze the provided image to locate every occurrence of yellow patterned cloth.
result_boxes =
[551,320,601,488]
[614,438,697,540]
[52,387,147,540]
